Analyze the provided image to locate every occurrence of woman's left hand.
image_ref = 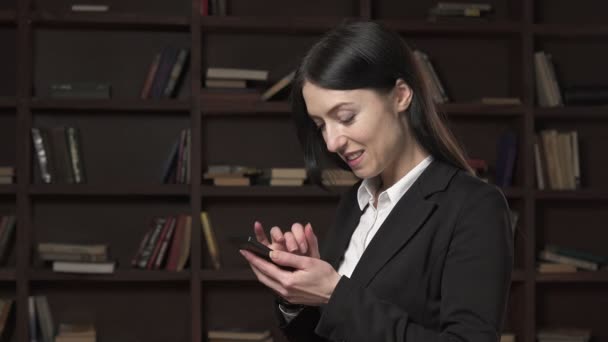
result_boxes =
[240,248,341,306]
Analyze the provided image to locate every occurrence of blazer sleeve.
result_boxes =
[314,184,514,342]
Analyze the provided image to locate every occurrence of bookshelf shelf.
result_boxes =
[379,19,522,35]
[0,269,16,281]
[0,185,16,194]
[28,184,190,197]
[200,16,356,34]
[439,103,526,116]
[201,100,290,115]
[30,99,191,112]
[0,97,16,109]
[31,12,190,31]
[0,10,16,24]
[200,269,256,282]
[201,185,348,199]
[29,269,191,282]
[534,190,608,201]
[533,24,608,38]
[200,101,527,117]
[502,188,524,199]
[536,272,608,283]
[534,106,608,119]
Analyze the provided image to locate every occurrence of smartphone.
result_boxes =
[234,236,273,262]
[232,236,294,271]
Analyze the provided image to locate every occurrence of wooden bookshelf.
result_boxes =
[0,0,606,341]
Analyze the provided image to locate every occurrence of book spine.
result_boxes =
[31,128,52,184]
[141,53,161,99]
[66,127,86,184]
[163,48,189,98]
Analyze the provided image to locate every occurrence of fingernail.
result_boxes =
[269,251,276,259]
[239,250,246,256]
[301,244,307,253]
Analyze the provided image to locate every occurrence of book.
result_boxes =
[206,67,268,81]
[201,211,221,269]
[71,4,110,12]
[261,70,295,101]
[52,261,116,274]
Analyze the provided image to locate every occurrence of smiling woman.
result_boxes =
[240,21,513,342]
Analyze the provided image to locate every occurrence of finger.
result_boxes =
[240,249,289,279]
[304,223,320,258]
[283,232,299,253]
[291,222,308,254]
[270,226,287,251]
[270,226,285,244]
[253,221,270,245]
[270,249,311,269]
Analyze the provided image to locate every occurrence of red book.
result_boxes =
[166,215,186,271]
[140,53,161,99]
[147,216,174,269]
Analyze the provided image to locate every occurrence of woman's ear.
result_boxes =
[394,79,413,113]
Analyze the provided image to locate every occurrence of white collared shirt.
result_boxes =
[337,155,433,278]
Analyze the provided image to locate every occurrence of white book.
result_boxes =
[71,4,110,12]
[52,261,115,274]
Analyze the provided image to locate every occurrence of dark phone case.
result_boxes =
[235,236,273,262]
[231,236,295,271]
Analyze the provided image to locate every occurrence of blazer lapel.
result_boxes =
[348,160,459,287]
[323,196,363,269]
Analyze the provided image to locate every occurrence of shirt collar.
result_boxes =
[356,155,434,211]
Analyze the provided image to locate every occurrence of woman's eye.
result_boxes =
[340,114,355,124]
[316,123,325,132]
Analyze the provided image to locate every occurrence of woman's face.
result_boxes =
[302,81,413,180]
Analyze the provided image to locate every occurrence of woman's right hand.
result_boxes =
[253,221,320,259]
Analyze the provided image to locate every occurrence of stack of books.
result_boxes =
[0,167,14,184]
[412,50,449,104]
[132,215,192,271]
[204,67,268,90]
[38,243,115,274]
[204,165,261,186]
[537,328,591,342]
[208,329,273,342]
[55,323,96,342]
[428,2,493,21]
[49,82,110,99]
[538,245,608,273]
[261,168,307,186]
[321,169,359,186]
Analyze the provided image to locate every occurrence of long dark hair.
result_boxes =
[291,21,472,185]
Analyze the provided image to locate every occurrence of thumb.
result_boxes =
[270,250,310,270]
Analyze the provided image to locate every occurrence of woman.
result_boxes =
[240,21,513,342]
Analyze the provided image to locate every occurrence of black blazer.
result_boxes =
[278,159,513,342]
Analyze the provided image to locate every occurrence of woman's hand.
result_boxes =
[253,221,320,258]
[240,248,341,306]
